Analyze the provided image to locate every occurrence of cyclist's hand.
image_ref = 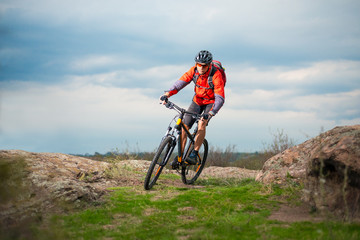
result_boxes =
[202,112,213,121]
[159,93,169,105]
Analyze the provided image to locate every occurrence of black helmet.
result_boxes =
[194,50,213,64]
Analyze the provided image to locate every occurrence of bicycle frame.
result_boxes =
[176,117,198,166]
[144,99,209,190]
[160,101,201,168]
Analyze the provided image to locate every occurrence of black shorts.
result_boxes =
[183,101,213,129]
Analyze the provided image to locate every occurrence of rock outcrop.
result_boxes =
[256,125,360,219]
[0,150,114,227]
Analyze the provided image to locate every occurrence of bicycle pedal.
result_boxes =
[171,156,181,169]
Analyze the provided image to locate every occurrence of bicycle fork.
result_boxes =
[159,136,176,167]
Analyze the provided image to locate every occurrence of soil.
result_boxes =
[60,158,329,223]
[119,160,325,223]
[268,203,324,223]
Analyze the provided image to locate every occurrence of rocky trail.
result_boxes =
[1,124,359,230]
[0,150,259,227]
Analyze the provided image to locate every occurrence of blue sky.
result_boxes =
[1,0,359,154]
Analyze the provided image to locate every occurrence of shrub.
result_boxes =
[231,152,272,170]
[263,128,295,155]
[206,144,237,167]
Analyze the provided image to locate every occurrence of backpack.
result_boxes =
[192,60,226,89]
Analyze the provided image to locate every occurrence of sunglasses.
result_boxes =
[196,63,209,68]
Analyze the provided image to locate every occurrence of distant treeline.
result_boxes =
[72,129,295,170]
[72,150,272,170]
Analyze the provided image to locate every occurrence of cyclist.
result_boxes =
[160,50,225,165]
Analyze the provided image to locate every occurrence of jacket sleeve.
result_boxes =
[167,67,195,96]
[209,71,225,115]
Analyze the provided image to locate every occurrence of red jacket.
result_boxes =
[168,65,225,109]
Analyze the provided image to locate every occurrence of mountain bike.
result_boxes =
[144,99,209,190]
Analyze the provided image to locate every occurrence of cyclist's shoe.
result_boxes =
[171,156,180,169]
[185,150,198,165]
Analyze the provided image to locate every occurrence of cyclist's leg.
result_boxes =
[194,103,213,151]
[194,120,206,151]
[181,138,208,184]
[170,123,190,169]
[182,101,201,150]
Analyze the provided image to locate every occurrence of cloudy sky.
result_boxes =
[1,0,359,154]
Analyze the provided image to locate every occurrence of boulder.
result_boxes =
[256,125,360,219]
[0,150,113,227]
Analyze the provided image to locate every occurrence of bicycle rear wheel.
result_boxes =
[181,138,208,184]
[144,136,174,190]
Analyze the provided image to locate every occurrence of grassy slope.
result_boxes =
[33,177,360,240]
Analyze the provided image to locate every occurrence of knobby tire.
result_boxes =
[181,138,208,184]
[144,136,173,190]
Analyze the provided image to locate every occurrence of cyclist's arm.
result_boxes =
[167,80,189,96]
[209,71,225,116]
[167,67,195,96]
[209,94,224,116]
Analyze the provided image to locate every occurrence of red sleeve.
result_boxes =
[179,66,196,83]
[212,70,225,99]
[168,66,196,97]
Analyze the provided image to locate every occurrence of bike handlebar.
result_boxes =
[163,99,209,120]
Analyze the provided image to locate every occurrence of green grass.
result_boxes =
[31,179,360,240]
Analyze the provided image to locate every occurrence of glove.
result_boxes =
[202,112,213,120]
[159,94,169,104]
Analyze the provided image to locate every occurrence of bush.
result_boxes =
[205,129,296,170]
[263,128,295,155]
[205,145,266,170]
[206,145,237,167]
[231,152,272,170]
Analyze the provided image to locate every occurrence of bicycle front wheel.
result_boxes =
[144,136,174,190]
[181,138,208,184]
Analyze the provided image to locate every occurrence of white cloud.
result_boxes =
[278,60,360,84]
[217,1,360,49]
[228,60,360,92]
[65,64,187,90]
[70,55,122,71]
[207,107,337,152]
[1,57,359,153]
[220,59,360,129]
[1,0,359,154]
[226,87,360,121]
[226,88,294,110]
[3,0,359,52]
[292,90,360,120]
[68,54,155,72]
[1,81,162,134]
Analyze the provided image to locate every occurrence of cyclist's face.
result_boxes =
[196,63,209,75]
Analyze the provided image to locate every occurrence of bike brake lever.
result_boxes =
[165,102,174,109]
